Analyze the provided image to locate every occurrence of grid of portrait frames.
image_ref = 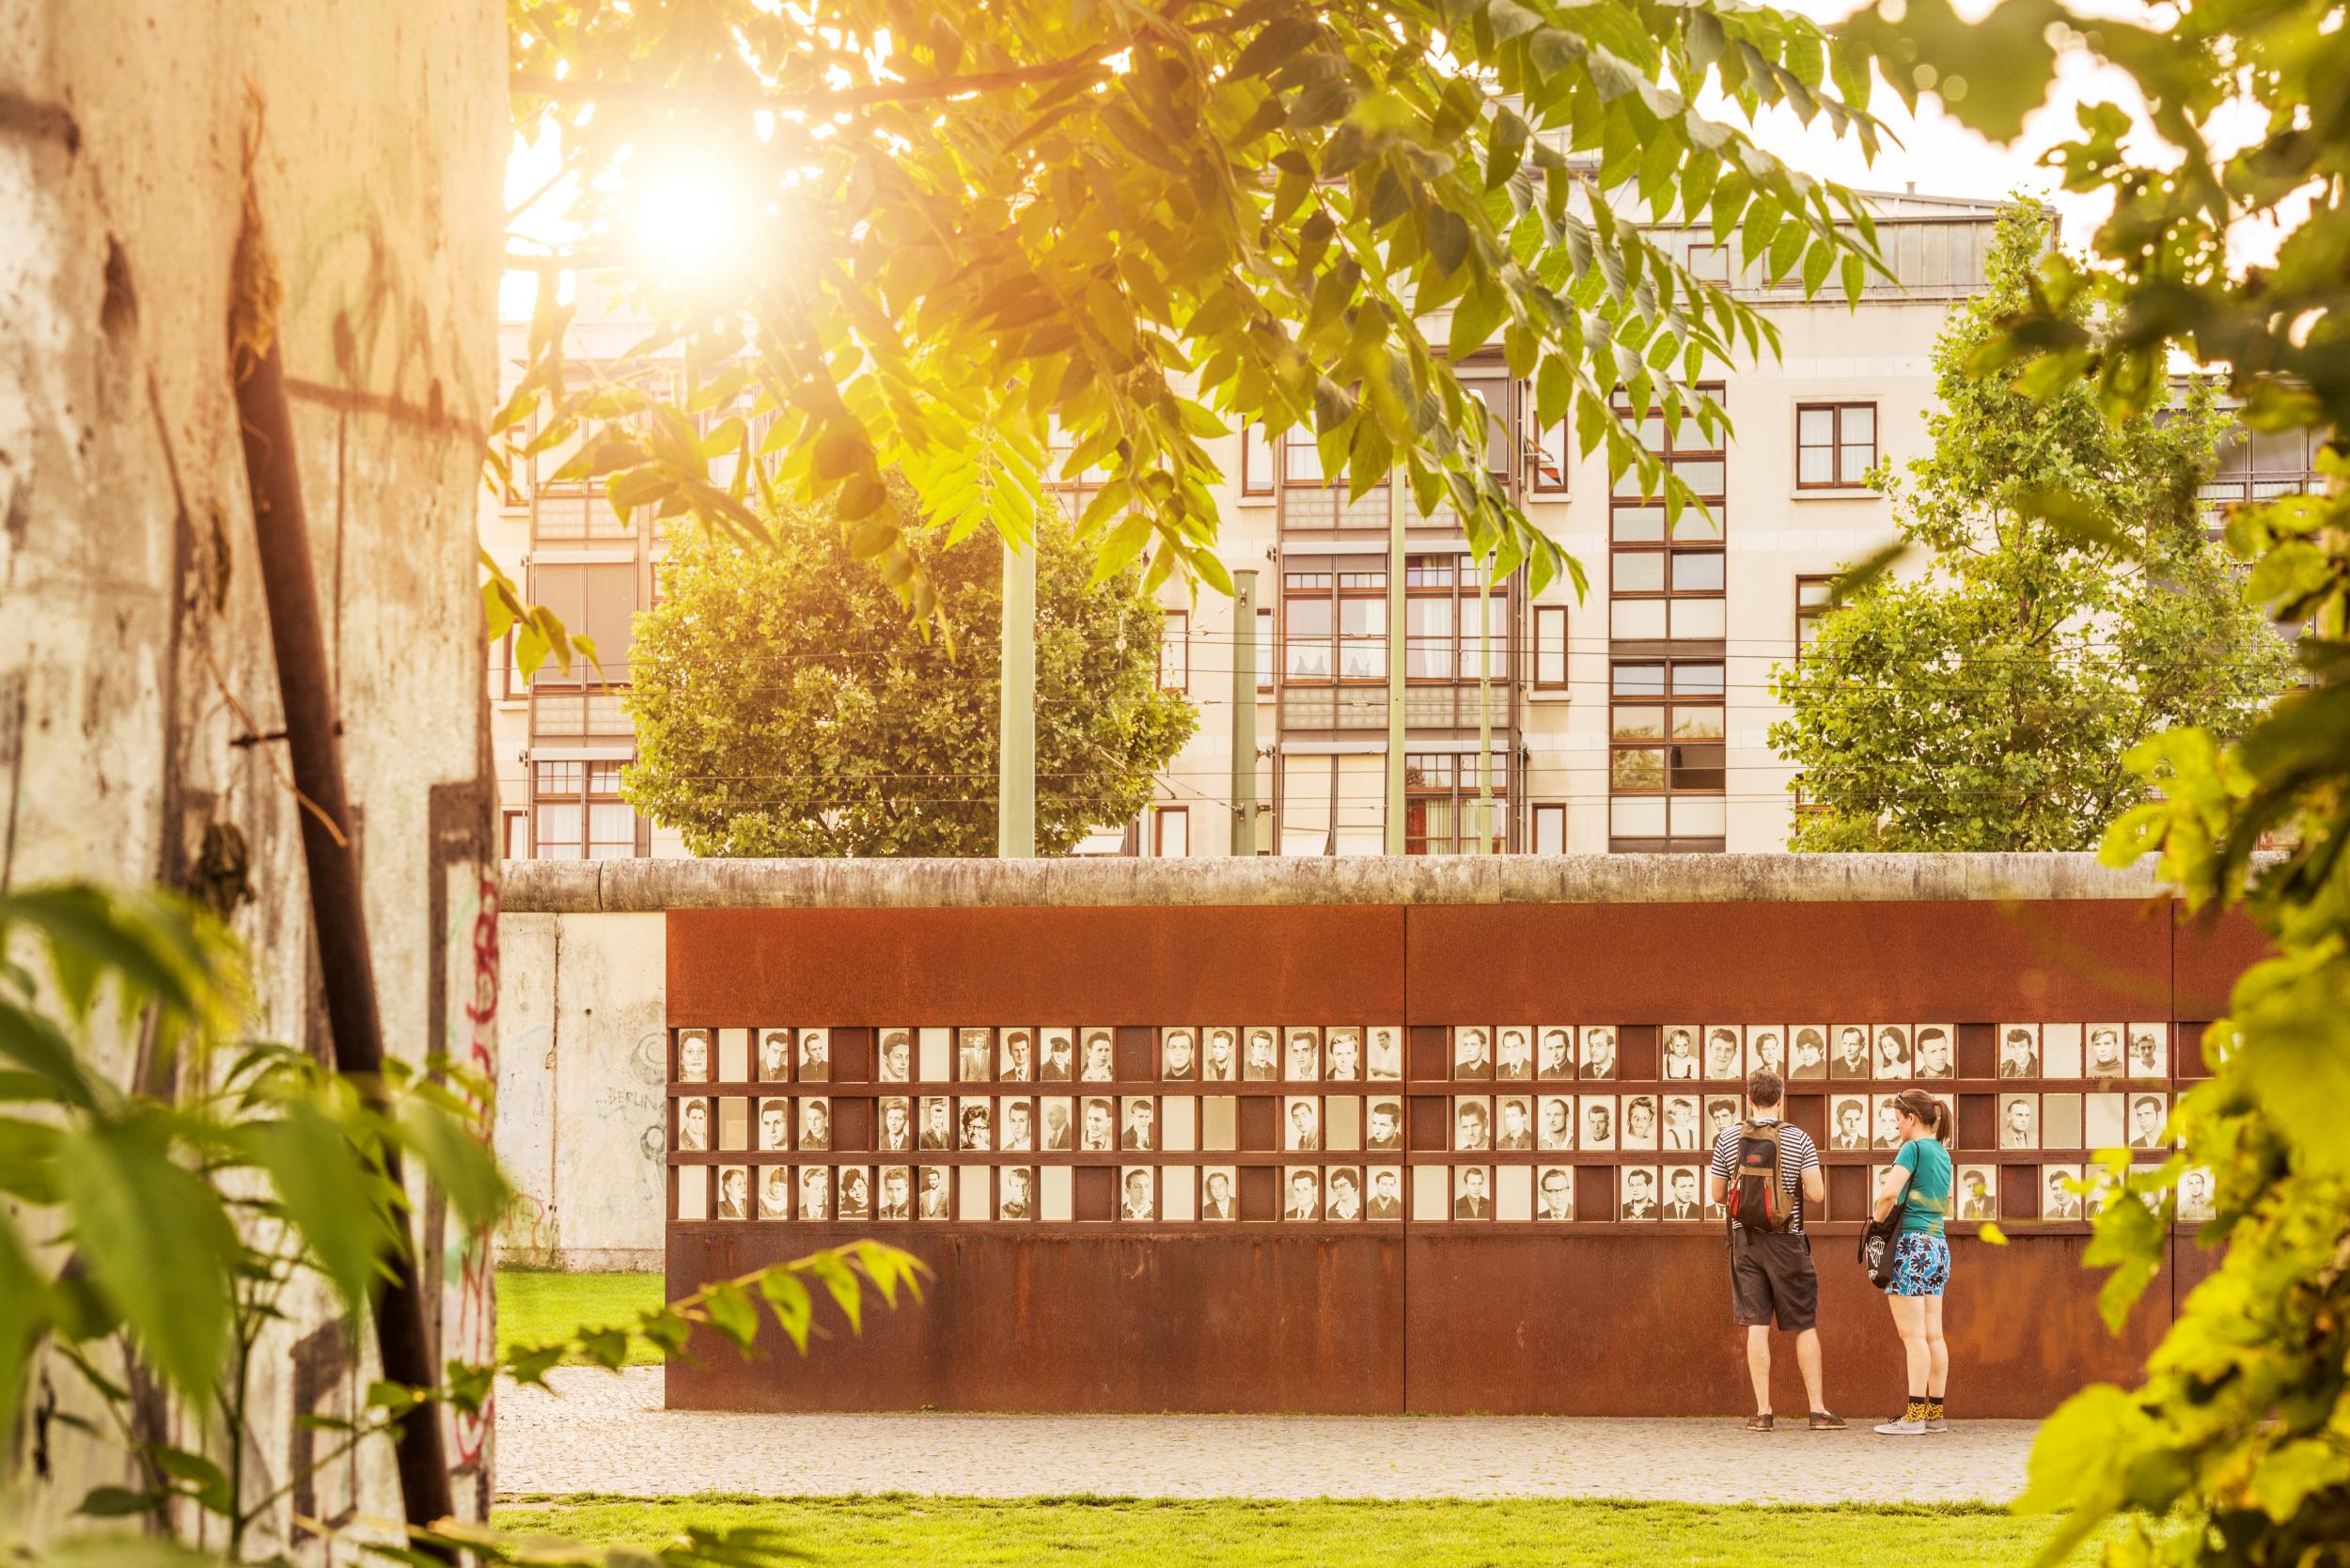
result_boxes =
[666,1019,2209,1228]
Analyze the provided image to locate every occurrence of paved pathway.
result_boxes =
[499,1368,2035,1504]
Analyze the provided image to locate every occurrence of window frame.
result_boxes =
[1240,424,1276,497]
[1531,604,1571,691]
[1280,567,1388,686]
[1529,802,1567,855]
[1255,607,1276,694]
[1606,660,1727,799]
[1794,401,1878,490]
[1608,388,1728,609]
[1794,573,1838,664]
[1153,805,1190,858]
[1403,752,1509,855]
[531,756,639,861]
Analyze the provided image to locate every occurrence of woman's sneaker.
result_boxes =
[1875,1400,1932,1435]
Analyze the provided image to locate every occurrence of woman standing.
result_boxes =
[1872,1088,1953,1435]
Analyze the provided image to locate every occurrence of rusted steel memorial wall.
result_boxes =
[504,855,2266,1418]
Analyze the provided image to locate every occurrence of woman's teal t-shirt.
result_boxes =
[1895,1137,1953,1236]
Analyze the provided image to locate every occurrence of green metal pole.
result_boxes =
[997,536,1036,857]
[1230,570,1258,855]
[1385,474,1406,854]
[1478,569,1494,853]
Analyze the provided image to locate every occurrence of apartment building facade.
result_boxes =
[486,191,2030,861]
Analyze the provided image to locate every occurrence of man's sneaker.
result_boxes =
[1808,1410,1846,1431]
[1874,1415,1930,1435]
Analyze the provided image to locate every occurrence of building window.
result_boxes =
[1241,424,1276,496]
[1529,416,1570,494]
[1530,802,1566,855]
[1153,806,1190,858]
[525,559,639,687]
[1401,556,1508,682]
[503,809,528,859]
[1256,607,1275,694]
[1159,610,1189,692]
[1045,416,1111,490]
[1532,605,1570,690]
[1687,243,1731,283]
[1607,660,1726,852]
[1610,391,1726,641]
[1277,432,1387,529]
[531,758,638,860]
[1795,574,1837,661]
[1280,570,1386,682]
[1796,402,1877,489]
[1404,753,1507,855]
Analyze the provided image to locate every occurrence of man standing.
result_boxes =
[1707,1069,1841,1431]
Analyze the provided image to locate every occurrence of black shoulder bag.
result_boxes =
[1859,1182,1910,1289]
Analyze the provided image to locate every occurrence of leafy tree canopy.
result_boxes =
[1769,204,2294,853]
[495,0,1889,644]
[622,490,1198,855]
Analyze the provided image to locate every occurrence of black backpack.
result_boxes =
[1726,1119,1798,1233]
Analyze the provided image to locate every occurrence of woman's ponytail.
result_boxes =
[1895,1088,1950,1146]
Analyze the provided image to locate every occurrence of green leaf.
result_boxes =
[393,1100,508,1229]
[245,1102,394,1314]
[76,1487,164,1519]
[0,1223,51,1442]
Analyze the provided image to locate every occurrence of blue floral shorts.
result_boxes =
[1886,1232,1950,1297]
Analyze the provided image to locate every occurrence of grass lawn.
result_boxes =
[497,1270,666,1365]
[494,1496,2097,1566]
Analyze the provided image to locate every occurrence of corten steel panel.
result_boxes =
[1404,902,2172,1023]
[666,1226,1403,1413]
[667,905,1402,1026]
[2174,906,2269,1021]
[1402,1232,2172,1418]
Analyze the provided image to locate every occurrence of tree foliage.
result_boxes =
[1769,205,2293,852]
[497,0,1889,642]
[622,493,1198,855]
[1825,0,2350,1560]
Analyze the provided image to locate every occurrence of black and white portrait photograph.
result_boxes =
[1873,1026,1911,1080]
[1998,1026,2040,1078]
[1829,1025,1872,1079]
[1285,1095,1321,1151]
[2042,1165,2084,1220]
[2127,1092,2168,1149]
[918,1166,951,1220]
[1041,1097,1074,1151]
[1496,1027,1533,1081]
[760,1165,791,1220]
[2127,1024,2168,1080]
[1199,1027,1238,1081]
[957,1027,993,1082]
[1452,1026,1493,1080]
[1241,1027,1278,1081]
[917,1096,951,1150]
[1161,1027,1198,1081]
[956,1098,991,1151]
[1580,1027,1619,1080]
[1001,1098,1035,1152]
[1325,1027,1363,1081]
[1496,1095,1533,1149]
[758,1028,791,1081]
[677,1029,712,1083]
[2085,1092,2127,1149]
[1660,1026,1700,1081]
[797,1098,830,1151]
[2000,1093,2038,1149]
[1121,1096,1158,1151]
[1871,1095,1904,1150]
[878,1029,913,1083]
[1537,1095,1574,1151]
[1621,1093,1660,1151]
[2085,1024,2127,1081]
[1748,1028,1788,1080]
[1537,1027,1574,1080]
[2178,1165,2217,1223]
[1662,1094,1701,1151]
[1956,1166,1997,1221]
[838,1167,870,1220]
[1325,1166,1362,1220]
[1453,1096,1491,1151]
[1081,1096,1116,1152]
[1789,1027,1827,1080]
[799,1165,831,1221]
[1582,1098,1616,1151]
[1080,1027,1117,1083]
[1453,1166,1493,1220]
[1620,1165,1660,1220]
[1120,1167,1155,1221]
[876,1097,913,1152]
[1828,1093,1868,1151]
[1702,1027,1743,1082]
[1367,1167,1404,1219]
[878,1166,913,1221]
[998,1166,1035,1220]
[1286,1027,1321,1081]
[759,1097,791,1152]
[678,1098,710,1152]
[1367,1026,1403,1081]
[1366,1097,1403,1150]
[1000,1029,1035,1083]
[1913,1027,1955,1081]
[795,1028,828,1083]
[1536,1166,1575,1220]
[1040,1027,1076,1081]
[1284,1167,1321,1220]
[717,1166,750,1220]
[1200,1167,1239,1220]
[1661,1166,1704,1220]
[1704,1095,1741,1147]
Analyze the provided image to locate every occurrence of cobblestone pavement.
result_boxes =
[500,1368,2036,1504]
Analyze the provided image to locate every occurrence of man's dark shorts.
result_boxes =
[1730,1230,1818,1331]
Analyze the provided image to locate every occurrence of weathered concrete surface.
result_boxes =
[495,912,668,1270]
[2,0,505,1544]
[504,852,2171,913]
